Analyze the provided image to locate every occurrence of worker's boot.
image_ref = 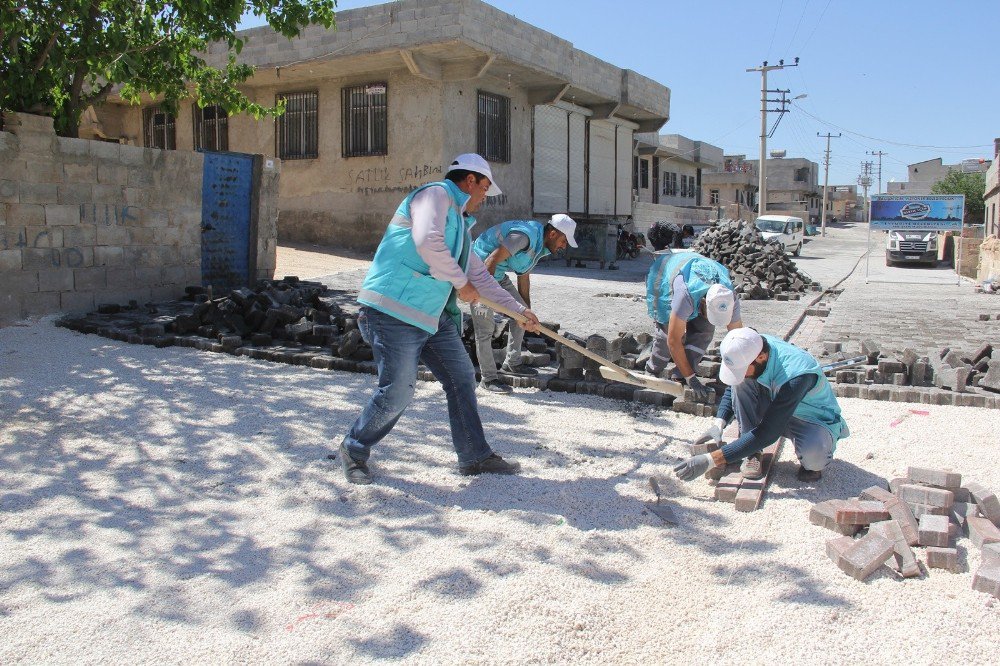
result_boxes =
[740,453,764,480]
[796,465,822,482]
[499,362,537,377]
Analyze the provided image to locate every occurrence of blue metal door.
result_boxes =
[201,151,258,291]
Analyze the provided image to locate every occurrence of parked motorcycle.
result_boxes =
[615,224,644,260]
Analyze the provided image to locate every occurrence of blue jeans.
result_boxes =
[732,379,834,471]
[341,307,494,466]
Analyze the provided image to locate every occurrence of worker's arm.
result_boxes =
[726,298,744,331]
[517,272,531,308]
[666,312,695,379]
[484,245,511,276]
[409,186,470,289]
[708,374,818,467]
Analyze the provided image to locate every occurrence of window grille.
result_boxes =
[276,91,319,160]
[193,104,228,152]
[342,83,387,157]
[477,90,510,163]
[143,106,176,150]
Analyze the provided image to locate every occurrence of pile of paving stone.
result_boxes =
[821,338,1000,407]
[810,467,1000,598]
[691,219,816,300]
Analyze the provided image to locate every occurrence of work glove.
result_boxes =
[693,417,728,446]
[686,375,714,404]
[673,453,714,482]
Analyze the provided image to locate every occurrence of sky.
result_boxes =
[239,0,1000,189]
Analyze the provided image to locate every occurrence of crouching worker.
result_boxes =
[470,214,577,393]
[645,227,743,402]
[673,328,849,483]
[338,153,540,485]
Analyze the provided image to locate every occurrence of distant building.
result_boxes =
[701,154,758,221]
[821,184,860,222]
[702,155,820,222]
[887,157,991,196]
[984,140,1000,237]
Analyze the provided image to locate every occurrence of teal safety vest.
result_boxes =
[472,220,550,281]
[357,180,474,334]
[757,334,850,444]
[646,252,734,324]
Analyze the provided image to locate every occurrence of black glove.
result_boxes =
[673,454,713,482]
[686,375,713,403]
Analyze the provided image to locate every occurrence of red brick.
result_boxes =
[918,514,951,547]
[810,500,862,536]
[714,473,741,503]
[734,487,759,512]
[898,484,955,509]
[868,520,921,578]
[834,500,890,526]
[971,566,1000,599]
[968,516,1000,549]
[966,482,1000,526]
[885,498,919,546]
[836,533,895,581]
[907,466,962,489]
[982,543,1000,569]
[859,485,895,503]
[925,547,960,573]
[826,536,855,563]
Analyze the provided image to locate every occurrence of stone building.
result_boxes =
[701,154,758,221]
[820,184,859,222]
[887,157,991,196]
[985,140,1000,237]
[91,0,670,250]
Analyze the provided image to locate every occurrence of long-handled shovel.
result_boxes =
[478,297,684,396]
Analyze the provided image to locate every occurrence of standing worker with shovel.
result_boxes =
[338,154,541,485]
[470,214,578,393]
[645,221,744,402]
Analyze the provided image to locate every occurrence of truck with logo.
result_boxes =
[870,196,964,268]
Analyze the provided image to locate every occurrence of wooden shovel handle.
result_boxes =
[477,297,633,381]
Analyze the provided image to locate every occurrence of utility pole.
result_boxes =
[867,150,888,194]
[746,57,799,217]
[818,132,841,237]
[860,161,874,281]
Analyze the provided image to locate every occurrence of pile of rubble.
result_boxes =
[823,339,1000,404]
[810,467,1000,597]
[691,220,816,300]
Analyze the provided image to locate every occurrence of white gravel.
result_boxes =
[2,320,999,664]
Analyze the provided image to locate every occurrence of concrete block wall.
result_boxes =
[0,112,278,326]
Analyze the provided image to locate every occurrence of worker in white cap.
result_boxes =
[339,153,540,485]
[673,328,849,483]
[645,228,743,403]
[470,214,578,392]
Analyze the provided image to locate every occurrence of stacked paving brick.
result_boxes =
[824,338,1000,408]
[690,219,816,300]
[810,466,1000,597]
[703,438,784,512]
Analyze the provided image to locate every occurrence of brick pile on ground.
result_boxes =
[822,338,1000,408]
[690,219,816,300]
[59,277,380,362]
[810,466,1000,597]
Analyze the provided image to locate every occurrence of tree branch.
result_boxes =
[31,32,59,75]
[82,81,114,107]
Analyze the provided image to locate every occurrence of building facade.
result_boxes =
[701,154,758,221]
[887,157,991,196]
[985,140,1000,237]
[91,0,670,250]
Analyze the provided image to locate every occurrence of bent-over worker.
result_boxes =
[673,328,850,483]
[470,214,577,393]
[645,226,743,403]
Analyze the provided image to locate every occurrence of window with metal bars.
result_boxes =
[680,175,688,198]
[477,90,510,163]
[341,83,387,157]
[193,104,229,152]
[143,106,176,150]
[710,189,720,205]
[639,159,649,189]
[275,91,319,160]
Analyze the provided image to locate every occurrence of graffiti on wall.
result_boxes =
[1,227,85,267]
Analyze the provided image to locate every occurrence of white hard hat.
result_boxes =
[446,153,502,196]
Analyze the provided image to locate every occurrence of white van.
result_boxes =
[754,215,804,256]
